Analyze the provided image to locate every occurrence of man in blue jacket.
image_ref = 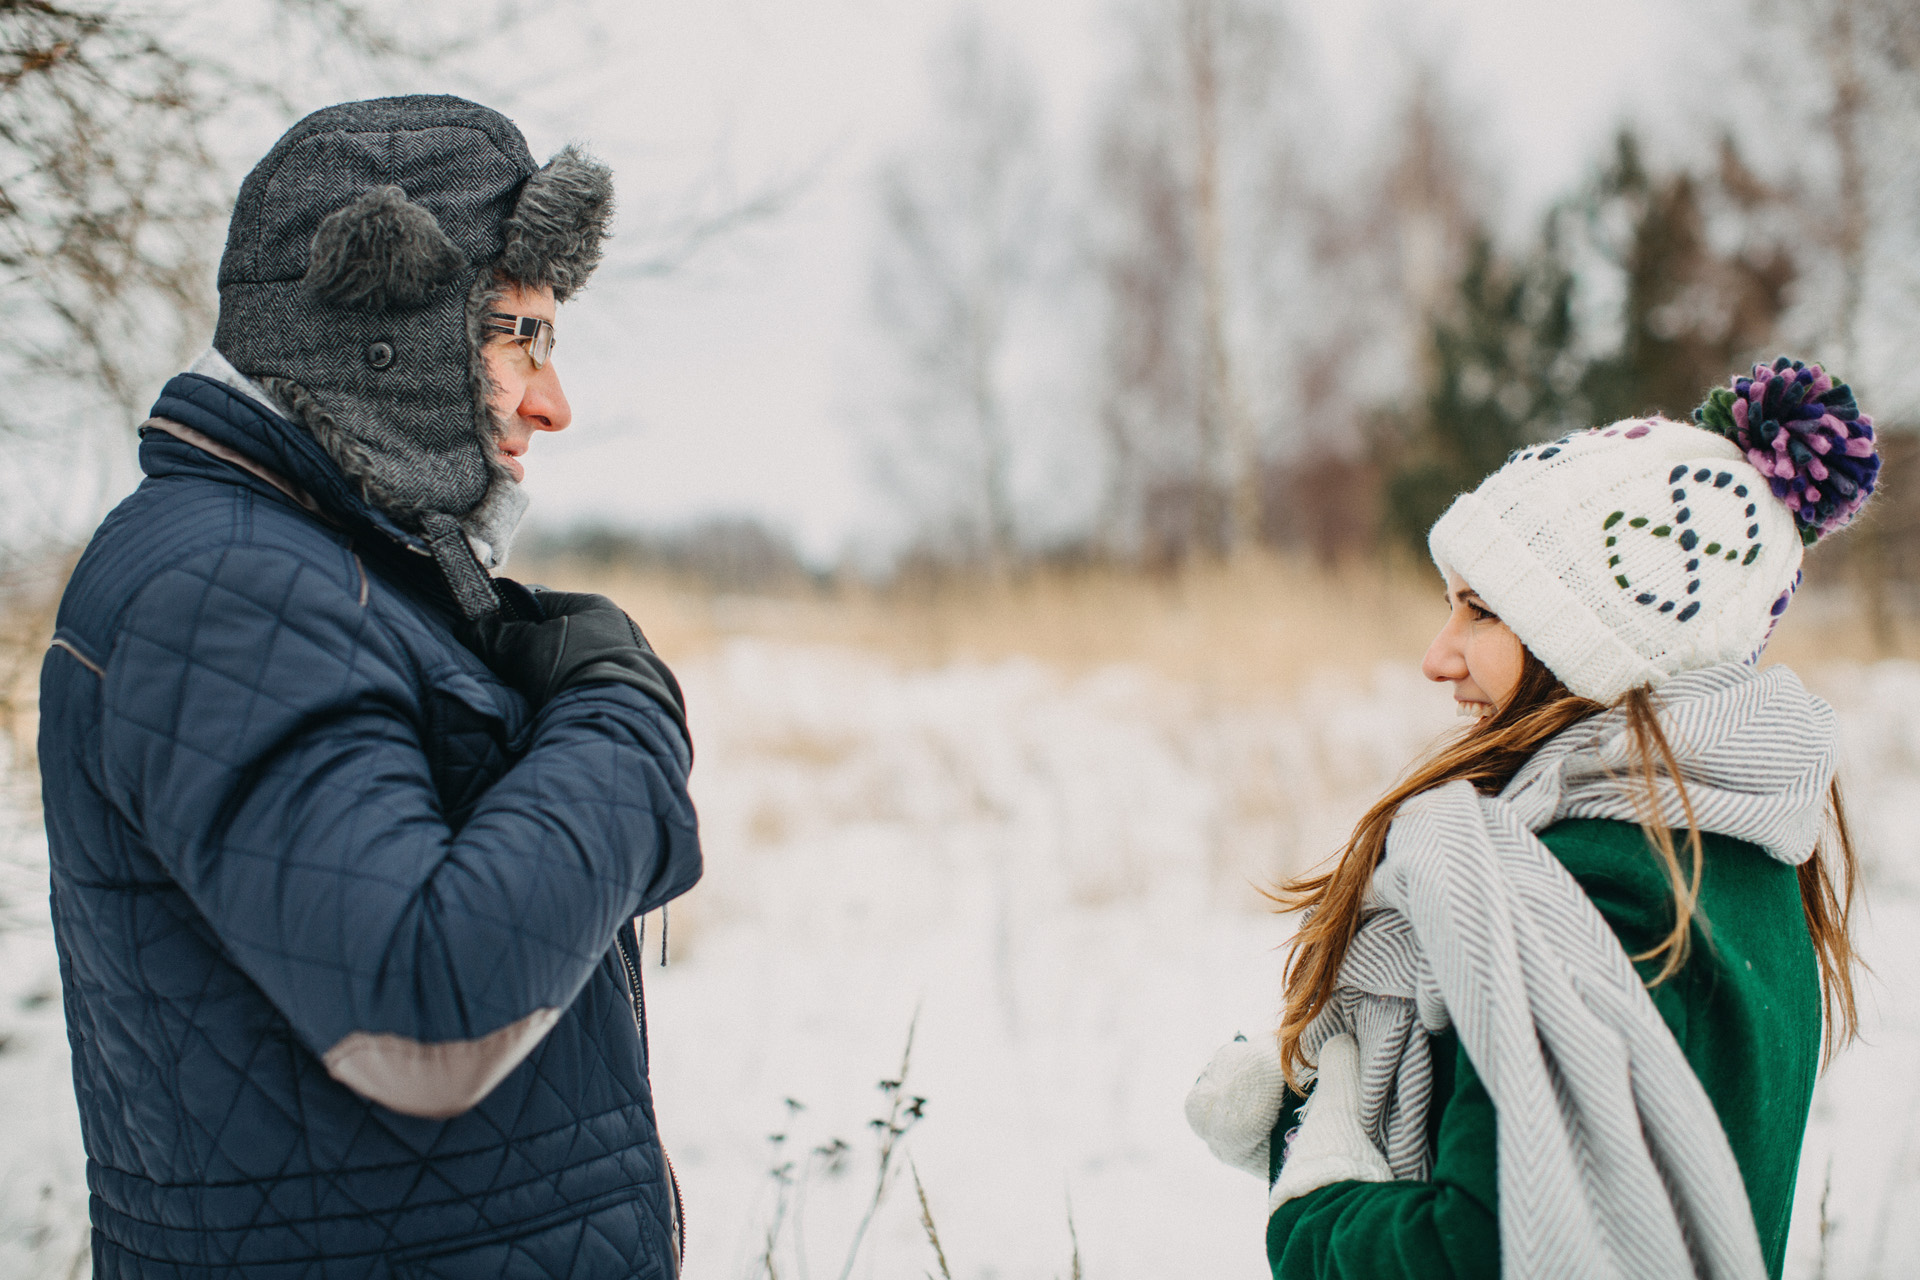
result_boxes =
[39,96,702,1278]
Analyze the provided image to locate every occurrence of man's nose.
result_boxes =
[521,366,572,433]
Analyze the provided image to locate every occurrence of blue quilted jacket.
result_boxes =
[40,372,702,1279]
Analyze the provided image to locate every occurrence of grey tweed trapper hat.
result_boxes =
[213,95,612,576]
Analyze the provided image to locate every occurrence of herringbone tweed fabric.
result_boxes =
[1296,662,1835,1280]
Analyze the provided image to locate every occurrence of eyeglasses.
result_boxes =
[484,312,556,370]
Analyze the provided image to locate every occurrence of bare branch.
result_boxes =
[866,11,1051,572]
[265,0,468,63]
[602,160,819,282]
[909,1161,953,1280]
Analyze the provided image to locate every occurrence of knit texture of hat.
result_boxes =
[1428,359,1881,704]
[213,95,612,522]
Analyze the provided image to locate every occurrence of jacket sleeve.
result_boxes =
[97,543,701,1118]
[1264,1033,1500,1279]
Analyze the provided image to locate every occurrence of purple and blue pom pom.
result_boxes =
[1693,356,1880,546]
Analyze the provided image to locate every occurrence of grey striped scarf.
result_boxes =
[1297,662,1834,1280]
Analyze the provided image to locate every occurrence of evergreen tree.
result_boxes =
[1578,131,1796,424]
[1383,130,1796,555]
[1383,228,1581,550]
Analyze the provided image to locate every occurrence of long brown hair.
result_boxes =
[1274,650,1861,1089]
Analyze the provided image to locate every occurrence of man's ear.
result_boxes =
[304,184,467,312]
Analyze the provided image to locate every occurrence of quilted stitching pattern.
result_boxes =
[41,375,700,1277]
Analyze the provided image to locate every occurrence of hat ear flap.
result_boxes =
[304,184,467,312]
[497,145,613,302]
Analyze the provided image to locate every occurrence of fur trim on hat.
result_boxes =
[465,268,508,466]
[262,364,527,566]
[303,185,467,312]
[496,146,613,303]
[257,374,414,514]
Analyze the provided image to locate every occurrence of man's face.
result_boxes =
[483,281,571,482]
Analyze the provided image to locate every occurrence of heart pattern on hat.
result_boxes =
[1427,392,1863,702]
[1599,462,1771,624]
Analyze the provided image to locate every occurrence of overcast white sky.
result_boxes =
[225,0,1745,563]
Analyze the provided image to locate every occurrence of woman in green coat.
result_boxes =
[1187,359,1872,1280]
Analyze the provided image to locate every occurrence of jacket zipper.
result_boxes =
[616,919,685,1276]
[615,921,649,1055]
[663,1148,686,1278]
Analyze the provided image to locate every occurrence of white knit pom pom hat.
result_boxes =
[1428,415,1804,704]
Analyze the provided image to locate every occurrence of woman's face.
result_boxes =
[1422,573,1526,719]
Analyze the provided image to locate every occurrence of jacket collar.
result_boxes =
[143,370,540,623]
[144,371,430,555]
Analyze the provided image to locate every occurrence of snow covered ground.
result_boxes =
[2,644,1916,1278]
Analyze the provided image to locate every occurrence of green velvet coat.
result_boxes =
[1265,818,1822,1280]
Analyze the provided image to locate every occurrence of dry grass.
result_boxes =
[1753,581,1920,671]
[520,552,1449,695]
[0,548,1904,768]
[0,554,80,780]
[520,550,1920,691]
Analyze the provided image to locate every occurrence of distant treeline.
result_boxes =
[862,0,1920,593]
[518,518,827,593]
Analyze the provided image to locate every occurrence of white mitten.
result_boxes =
[1185,1034,1288,1179]
[1269,1032,1393,1210]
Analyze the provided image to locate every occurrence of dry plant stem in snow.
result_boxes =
[1814,1156,1832,1280]
[910,1161,953,1280]
[1065,1194,1083,1280]
[749,1017,926,1280]
[756,1096,851,1280]
[789,1130,849,1280]
[836,1012,925,1280]
[757,1127,794,1280]
[908,1158,1088,1280]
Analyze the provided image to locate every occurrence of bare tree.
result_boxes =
[1181,0,1259,557]
[1093,0,1287,564]
[0,1,490,774]
[0,2,224,747]
[1731,0,1920,404]
[1,1,221,435]
[0,0,457,555]
[1093,27,1199,562]
[867,9,1050,572]
[1744,0,1920,647]
[1826,0,1870,373]
[1281,65,1487,471]
[1374,69,1486,388]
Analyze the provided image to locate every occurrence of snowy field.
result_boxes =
[2,643,1917,1278]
